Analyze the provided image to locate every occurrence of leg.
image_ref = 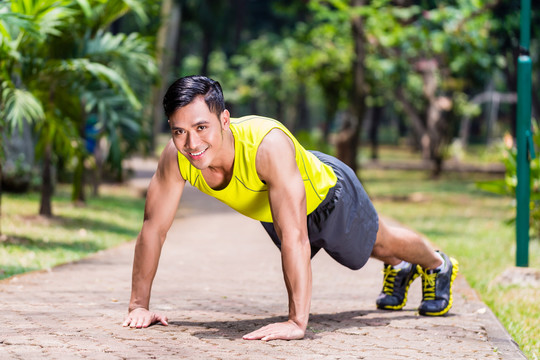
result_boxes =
[370,217,442,270]
[372,217,459,316]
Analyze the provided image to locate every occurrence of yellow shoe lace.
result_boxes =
[419,268,437,300]
[382,265,400,295]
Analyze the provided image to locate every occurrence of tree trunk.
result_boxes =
[73,104,87,204]
[200,28,212,76]
[92,138,105,197]
[347,0,368,175]
[421,60,447,177]
[231,0,247,54]
[322,85,339,142]
[395,87,427,154]
[72,153,86,205]
[39,143,53,217]
[336,111,357,167]
[502,51,518,137]
[150,0,182,152]
[295,84,310,132]
[370,105,382,160]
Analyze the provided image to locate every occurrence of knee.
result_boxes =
[371,220,394,258]
[371,241,393,259]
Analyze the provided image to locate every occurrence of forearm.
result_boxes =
[281,234,312,330]
[128,224,166,312]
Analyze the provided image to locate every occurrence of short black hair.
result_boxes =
[163,75,225,119]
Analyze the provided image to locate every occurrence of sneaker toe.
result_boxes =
[419,299,449,315]
[376,295,401,307]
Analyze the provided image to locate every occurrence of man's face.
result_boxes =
[169,96,229,170]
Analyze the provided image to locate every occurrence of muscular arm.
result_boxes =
[123,140,185,328]
[243,129,312,341]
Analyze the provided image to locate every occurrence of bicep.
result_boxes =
[143,142,185,236]
[257,131,307,238]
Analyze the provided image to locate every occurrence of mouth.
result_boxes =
[187,148,208,159]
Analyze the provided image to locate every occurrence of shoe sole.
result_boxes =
[377,267,421,310]
[420,257,459,316]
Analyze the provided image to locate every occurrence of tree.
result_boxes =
[7,0,157,216]
[295,1,354,140]
[1,0,47,233]
[357,0,496,176]
[490,1,540,134]
[149,0,182,153]
[347,0,367,174]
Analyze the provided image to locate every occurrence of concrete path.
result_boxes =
[0,158,527,359]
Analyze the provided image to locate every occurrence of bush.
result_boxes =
[477,127,540,239]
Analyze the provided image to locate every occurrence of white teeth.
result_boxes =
[190,149,205,156]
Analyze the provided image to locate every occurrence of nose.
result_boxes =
[186,132,200,150]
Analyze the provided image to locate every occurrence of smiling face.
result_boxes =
[169,96,231,170]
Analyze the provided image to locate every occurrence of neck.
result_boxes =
[209,129,235,173]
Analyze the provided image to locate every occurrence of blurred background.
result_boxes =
[0,1,539,357]
[2,0,540,203]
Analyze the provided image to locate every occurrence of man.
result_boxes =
[122,75,458,341]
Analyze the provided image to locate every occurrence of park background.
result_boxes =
[0,0,538,358]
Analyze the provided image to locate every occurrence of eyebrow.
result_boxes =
[171,120,210,131]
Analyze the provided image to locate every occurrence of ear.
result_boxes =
[220,109,231,130]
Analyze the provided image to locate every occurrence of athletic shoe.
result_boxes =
[376,262,420,310]
[418,251,459,316]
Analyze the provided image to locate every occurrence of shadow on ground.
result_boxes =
[161,309,440,340]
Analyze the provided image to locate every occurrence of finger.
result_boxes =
[135,317,146,328]
[243,327,275,340]
[262,334,278,341]
[261,329,288,341]
[156,314,169,326]
[122,317,131,327]
[243,330,265,340]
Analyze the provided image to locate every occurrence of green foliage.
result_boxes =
[295,129,333,155]
[1,0,158,208]
[194,0,496,153]
[0,86,44,133]
[477,126,540,238]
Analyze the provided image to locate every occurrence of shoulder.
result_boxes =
[259,128,294,151]
[256,129,296,182]
[156,140,184,183]
[232,116,285,134]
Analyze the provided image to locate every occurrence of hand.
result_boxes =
[122,307,168,328]
[242,320,305,341]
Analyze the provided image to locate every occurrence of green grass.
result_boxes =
[0,184,145,280]
[360,164,539,359]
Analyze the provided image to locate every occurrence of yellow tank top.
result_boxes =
[177,115,337,222]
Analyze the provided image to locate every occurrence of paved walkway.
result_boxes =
[0,158,527,359]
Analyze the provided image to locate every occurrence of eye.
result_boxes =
[197,125,207,131]
[173,129,185,135]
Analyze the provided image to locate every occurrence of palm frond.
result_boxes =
[34,112,80,160]
[10,0,77,39]
[120,0,149,24]
[0,84,44,133]
[44,58,141,110]
[90,0,148,31]
[84,31,157,76]
[73,0,92,19]
[0,5,39,40]
[81,85,144,173]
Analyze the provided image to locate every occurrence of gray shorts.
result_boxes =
[261,151,379,270]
